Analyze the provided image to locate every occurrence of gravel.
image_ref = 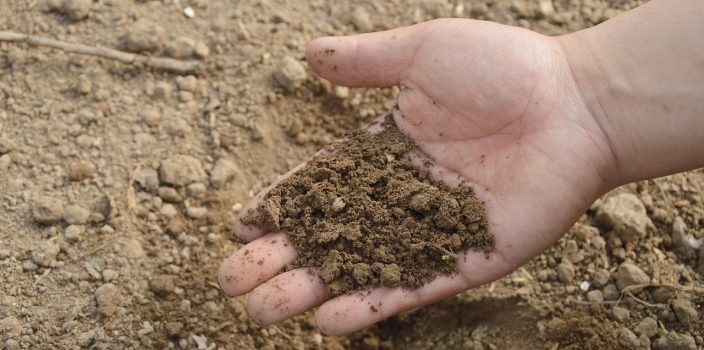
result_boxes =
[33,198,64,224]
[615,262,650,290]
[274,56,307,92]
[159,155,206,187]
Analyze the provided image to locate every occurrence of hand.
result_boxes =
[219,19,617,335]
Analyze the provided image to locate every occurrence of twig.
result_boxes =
[0,30,204,75]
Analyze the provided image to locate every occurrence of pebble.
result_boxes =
[124,21,165,53]
[160,204,178,218]
[556,261,575,283]
[616,262,650,290]
[153,81,174,98]
[60,0,91,21]
[592,268,610,288]
[102,269,118,282]
[64,225,81,243]
[95,283,121,316]
[351,7,373,32]
[634,317,658,338]
[175,75,198,92]
[165,37,200,59]
[158,187,183,203]
[67,161,95,182]
[0,154,11,171]
[160,155,207,187]
[187,182,207,198]
[117,238,144,259]
[274,56,307,92]
[134,168,160,192]
[141,109,162,127]
[652,332,697,350]
[150,275,176,296]
[671,216,699,260]
[586,290,603,303]
[537,0,555,18]
[63,204,90,225]
[231,202,243,212]
[0,137,15,154]
[595,193,653,242]
[602,283,620,300]
[0,316,21,339]
[671,298,699,328]
[165,321,183,337]
[30,240,60,266]
[186,206,207,219]
[33,198,64,224]
[210,158,237,188]
[612,306,630,322]
[615,327,640,349]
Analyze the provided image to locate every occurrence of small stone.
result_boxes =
[165,37,197,59]
[118,238,144,259]
[274,56,307,92]
[60,0,91,21]
[30,240,60,267]
[76,74,92,94]
[652,286,675,303]
[671,298,699,328]
[210,158,237,189]
[194,41,210,58]
[95,283,121,316]
[150,275,176,296]
[63,204,90,225]
[595,193,654,242]
[186,206,207,219]
[153,81,173,98]
[186,182,207,198]
[175,75,198,92]
[67,161,95,181]
[612,306,630,322]
[537,0,555,18]
[350,7,373,32]
[124,21,164,53]
[102,269,118,282]
[165,321,183,337]
[592,268,610,288]
[231,203,243,212]
[33,198,64,224]
[603,283,620,300]
[0,316,22,339]
[579,281,590,292]
[160,204,178,218]
[158,187,183,203]
[0,154,11,171]
[586,290,603,303]
[556,261,575,283]
[333,86,349,99]
[615,327,640,349]
[141,109,162,127]
[0,137,16,154]
[160,155,206,187]
[652,332,697,350]
[203,301,220,315]
[671,216,698,260]
[634,317,658,338]
[64,225,81,243]
[77,330,95,347]
[616,262,650,290]
[134,168,159,191]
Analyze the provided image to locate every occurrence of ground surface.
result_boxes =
[1,0,702,349]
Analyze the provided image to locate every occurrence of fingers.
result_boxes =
[234,163,307,242]
[247,268,328,325]
[315,250,513,335]
[218,232,298,296]
[306,20,444,88]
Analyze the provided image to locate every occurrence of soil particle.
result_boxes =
[150,275,176,297]
[612,306,630,322]
[0,316,22,339]
[556,261,575,283]
[60,0,91,21]
[595,193,653,242]
[652,332,697,350]
[159,155,207,187]
[165,36,204,60]
[30,240,60,267]
[274,57,308,92]
[63,204,90,225]
[591,268,610,287]
[351,7,374,32]
[633,317,658,338]
[67,161,95,182]
[134,168,160,192]
[95,283,121,317]
[0,137,16,154]
[158,187,183,203]
[670,297,699,328]
[32,198,64,224]
[615,262,650,290]
[210,158,237,189]
[123,20,165,53]
[243,114,492,295]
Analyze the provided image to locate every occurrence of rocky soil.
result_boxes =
[1,0,701,349]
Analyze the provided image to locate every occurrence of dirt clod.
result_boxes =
[243,114,492,295]
[274,56,308,92]
[32,198,64,224]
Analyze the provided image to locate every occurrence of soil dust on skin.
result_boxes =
[2,0,702,349]
[242,110,492,296]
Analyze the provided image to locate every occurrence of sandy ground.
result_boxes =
[1,0,702,349]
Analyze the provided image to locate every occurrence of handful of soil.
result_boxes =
[242,110,493,296]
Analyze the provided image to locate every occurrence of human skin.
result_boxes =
[219,0,704,335]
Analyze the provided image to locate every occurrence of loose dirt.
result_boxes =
[243,112,492,295]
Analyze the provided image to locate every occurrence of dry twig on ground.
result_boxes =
[0,30,204,75]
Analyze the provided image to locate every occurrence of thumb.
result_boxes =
[306,20,438,88]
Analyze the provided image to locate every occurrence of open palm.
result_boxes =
[219,19,617,335]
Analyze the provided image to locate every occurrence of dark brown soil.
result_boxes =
[242,110,493,296]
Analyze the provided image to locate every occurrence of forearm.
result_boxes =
[559,0,704,186]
